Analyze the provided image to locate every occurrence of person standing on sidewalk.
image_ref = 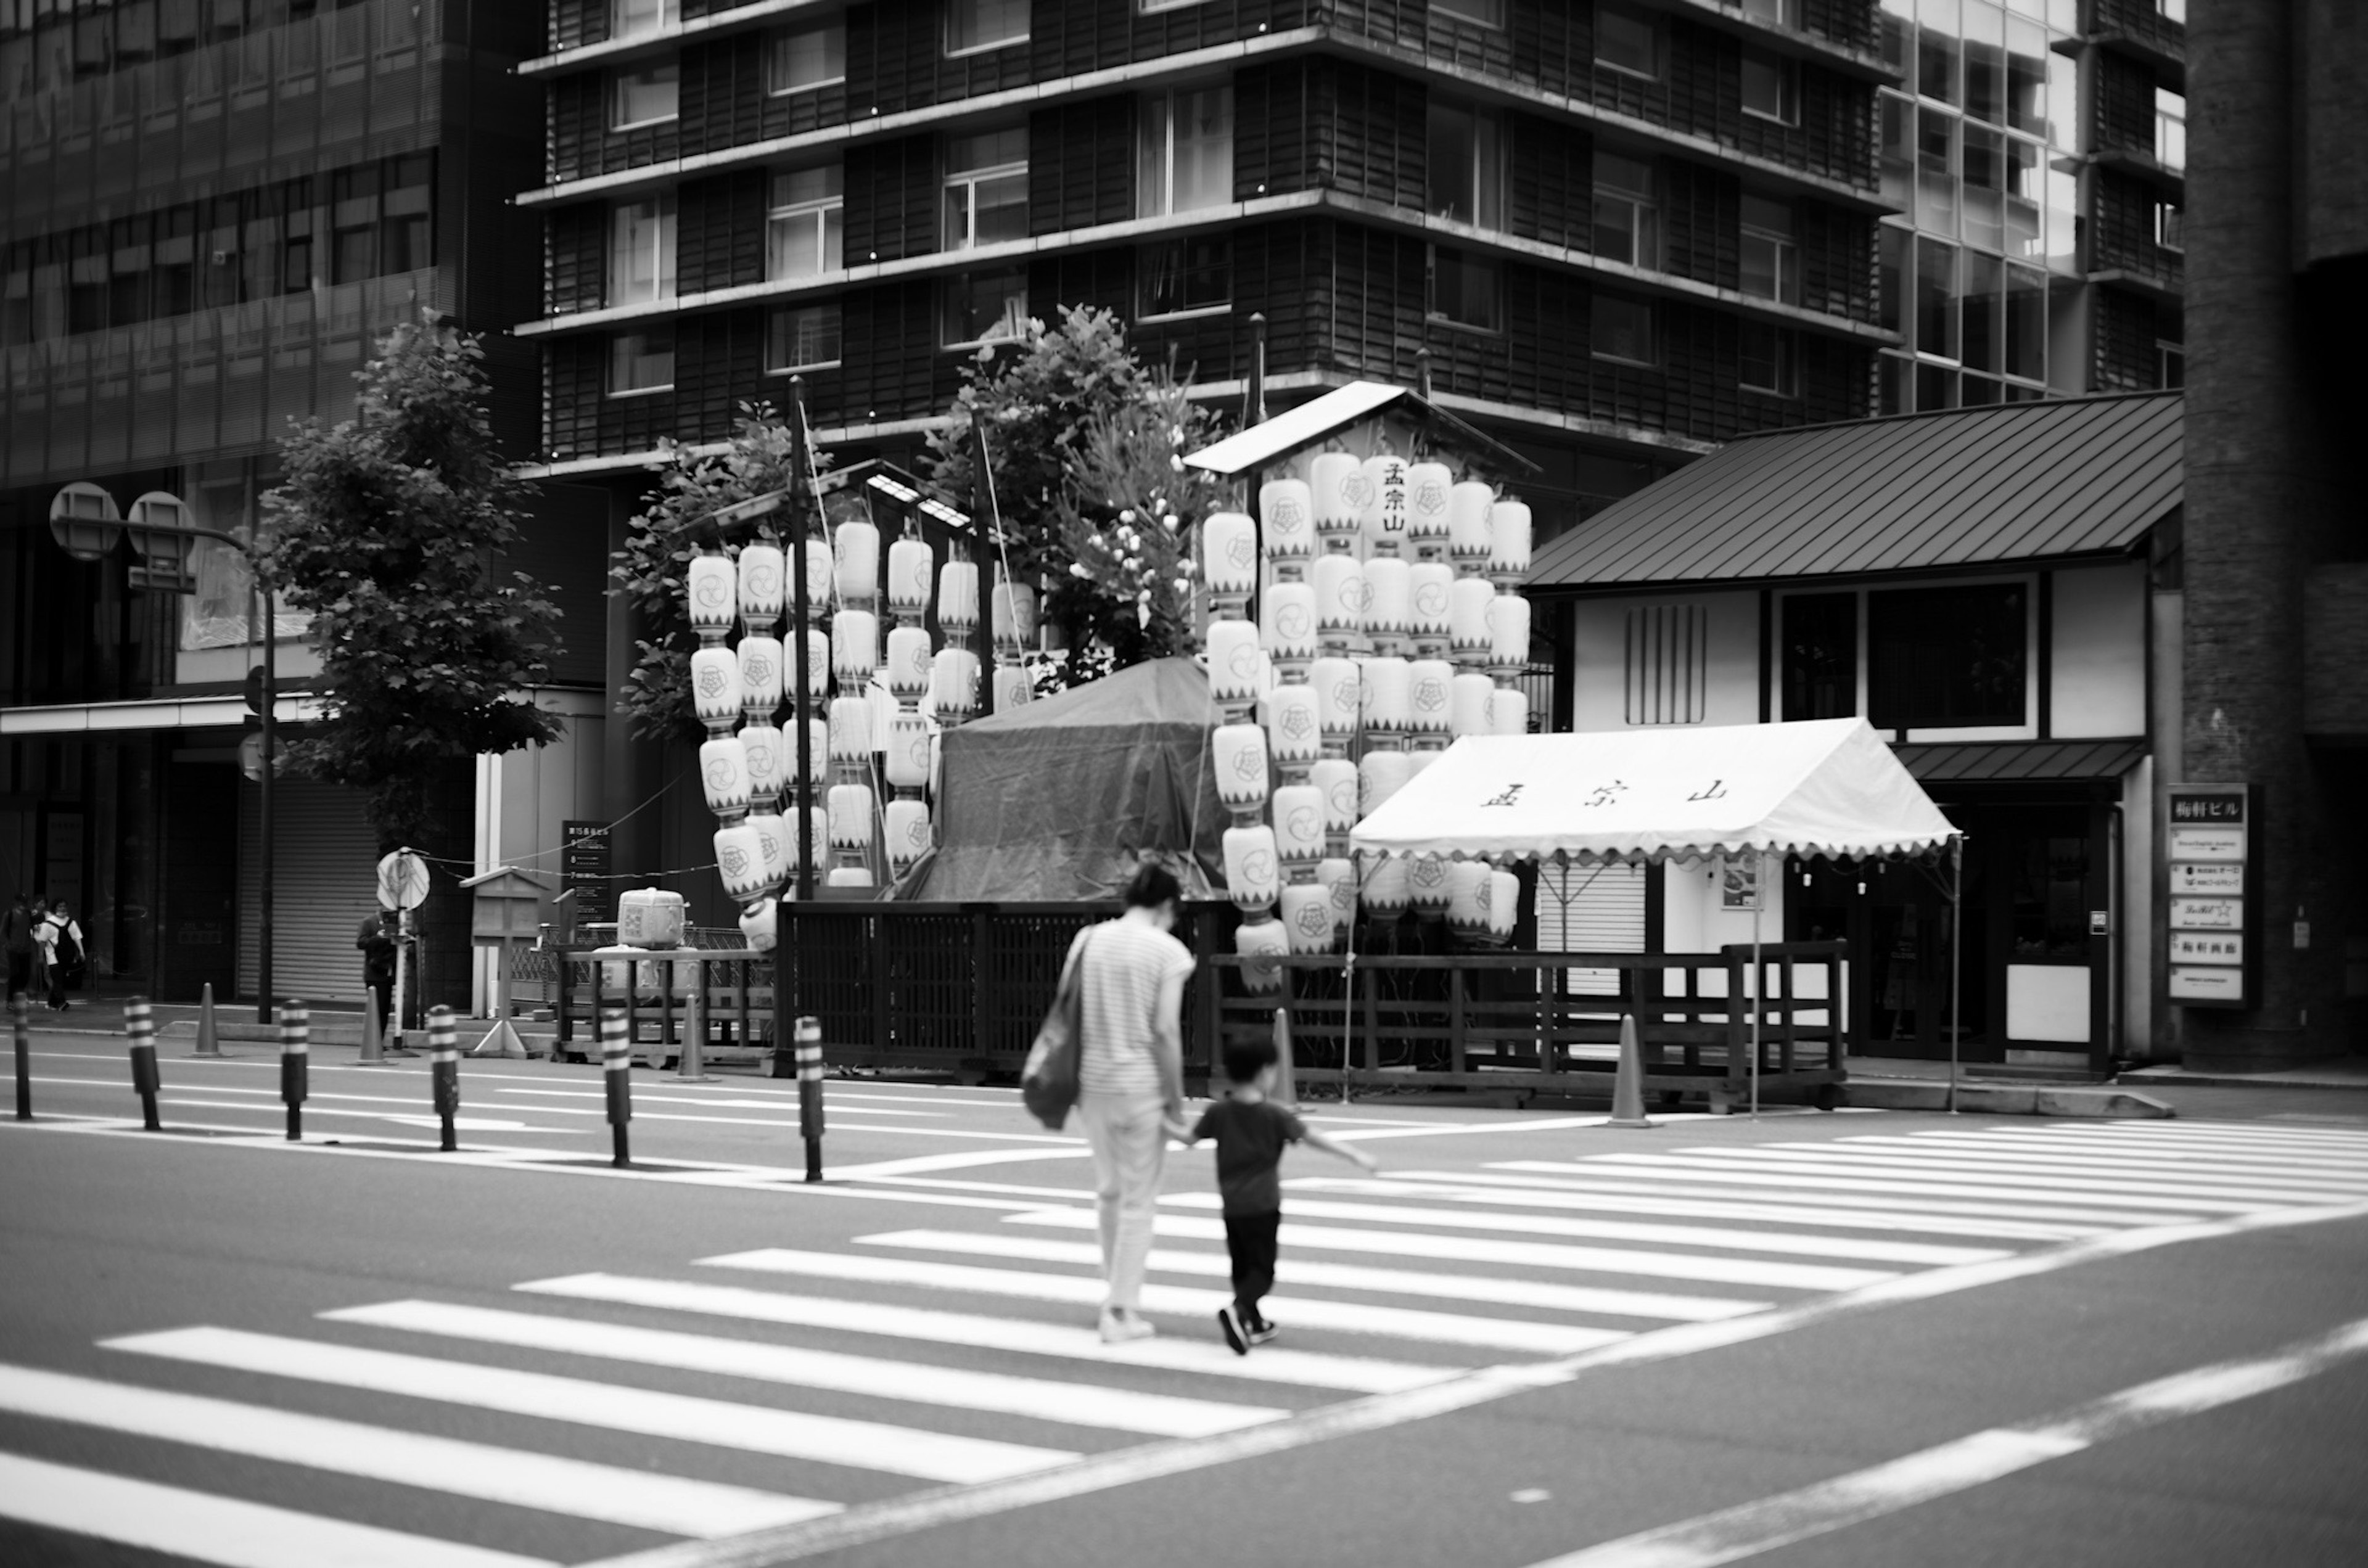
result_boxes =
[1072,861,1194,1345]
[3,894,33,1001]
[356,909,399,1040]
[35,898,81,1012]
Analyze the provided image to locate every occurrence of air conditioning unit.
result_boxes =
[210,249,231,265]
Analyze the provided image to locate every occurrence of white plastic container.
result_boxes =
[616,887,686,949]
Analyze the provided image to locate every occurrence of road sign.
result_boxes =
[2165,783,2258,1009]
[377,850,430,911]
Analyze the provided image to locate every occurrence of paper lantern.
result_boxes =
[1408,852,1452,913]
[736,542,785,625]
[1235,918,1289,993]
[797,539,832,614]
[799,805,830,877]
[714,824,770,903]
[1202,511,1259,596]
[993,664,1034,712]
[1261,581,1318,662]
[884,624,932,701]
[883,797,932,871]
[1490,686,1530,736]
[1489,591,1532,668]
[1489,501,1532,577]
[1362,855,1410,914]
[1447,481,1495,564]
[799,628,829,700]
[1449,578,1496,658]
[744,810,788,888]
[1362,655,1412,732]
[1272,783,1326,865]
[827,782,874,849]
[939,559,980,631]
[1450,672,1495,737]
[884,710,932,789]
[1317,856,1358,933]
[1410,562,1454,641]
[1222,824,1281,911]
[1258,477,1314,565]
[1212,723,1270,810]
[1207,618,1263,705]
[1360,454,1410,552]
[737,635,784,720]
[1262,683,1322,771]
[1406,747,1440,778]
[991,573,1038,645]
[802,715,829,783]
[1408,659,1455,733]
[1359,748,1413,815]
[1446,861,1492,934]
[886,537,932,617]
[687,554,736,635]
[931,646,980,720]
[698,736,751,816]
[868,681,898,755]
[1309,657,1361,745]
[1312,758,1359,834]
[826,866,876,888]
[1280,882,1334,953]
[831,607,879,682]
[1363,557,1410,642]
[1312,554,1364,640]
[737,897,778,953]
[1310,452,1361,543]
[738,723,784,799]
[827,695,873,763]
[1489,869,1520,938]
[834,520,879,602]
[689,647,741,726]
[1406,462,1454,548]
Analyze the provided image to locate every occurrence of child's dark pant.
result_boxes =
[1224,1209,1281,1318]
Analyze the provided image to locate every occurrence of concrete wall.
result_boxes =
[2052,562,2148,737]
[1568,589,1761,733]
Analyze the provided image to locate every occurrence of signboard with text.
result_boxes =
[2164,784,2258,1010]
[562,820,614,924]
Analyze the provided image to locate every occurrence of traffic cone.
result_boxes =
[191,983,224,1057]
[1272,1007,1297,1108]
[357,995,385,1065]
[1606,1012,1655,1129]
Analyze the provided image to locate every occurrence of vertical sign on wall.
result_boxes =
[561,821,613,925]
[2164,784,2257,1009]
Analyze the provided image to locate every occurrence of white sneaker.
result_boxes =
[1098,1307,1156,1344]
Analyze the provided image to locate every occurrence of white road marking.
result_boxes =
[323,1299,1283,1439]
[1010,1209,1896,1293]
[515,1273,1451,1394]
[478,1104,1087,1141]
[829,1149,1098,1178]
[1520,1314,2368,1568]
[0,1362,834,1537]
[0,1450,556,1568]
[697,1249,1627,1354]
[1955,1126,2368,1167]
[496,1088,949,1116]
[1650,1146,2350,1206]
[1536,1155,2264,1215]
[1820,1133,2368,1189]
[1489,1161,2206,1228]
[860,1231,1769,1323]
[102,1326,1077,1485]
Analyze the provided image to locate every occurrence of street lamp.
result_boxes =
[46,483,281,1024]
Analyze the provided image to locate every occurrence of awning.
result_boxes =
[1526,390,2180,590]
[1183,380,1539,478]
[1896,737,2148,784]
[1350,718,1959,865]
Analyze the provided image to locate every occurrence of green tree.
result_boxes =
[261,310,565,846]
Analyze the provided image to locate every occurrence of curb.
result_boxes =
[1843,1079,2174,1119]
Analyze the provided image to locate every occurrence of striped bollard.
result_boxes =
[429,1004,459,1152]
[278,999,309,1141]
[601,1009,631,1168]
[795,1015,824,1182]
[14,991,33,1120]
[125,997,160,1131]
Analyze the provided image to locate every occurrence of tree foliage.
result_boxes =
[261,310,564,847]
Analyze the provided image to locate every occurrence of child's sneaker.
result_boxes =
[1246,1316,1278,1345]
[1217,1304,1249,1355]
[1098,1307,1156,1345]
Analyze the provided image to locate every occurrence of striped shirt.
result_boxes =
[1072,916,1195,1100]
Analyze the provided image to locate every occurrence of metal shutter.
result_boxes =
[1536,862,1647,996]
[237,778,385,1004]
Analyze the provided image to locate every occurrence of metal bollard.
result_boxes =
[13,991,31,1120]
[125,998,161,1131]
[795,1015,824,1182]
[429,1004,459,1152]
[278,999,309,1141]
[601,1009,631,1168]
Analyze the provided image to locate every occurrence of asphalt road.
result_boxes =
[2,1028,2364,1567]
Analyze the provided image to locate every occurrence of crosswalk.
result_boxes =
[5,1117,2366,1566]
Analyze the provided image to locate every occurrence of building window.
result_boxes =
[609,328,675,395]
[1595,1,1663,80]
[2158,340,2185,388]
[1426,100,1503,229]
[946,0,1027,55]
[766,22,845,95]
[1138,86,1233,218]
[1428,246,1501,331]
[1740,47,1798,125]
[944,128,1029,250]
[1624,604,1706,726]
[2158,0,2185,18]
[767,302,842,371]
[1915,236,1957,362]
[1592,292,1656,364]
[1140,237,1230,317]
[1867,583,2026,729]
[1743,0,1801,23]
[944,266,1029,345]
[2155,201,2184,252]
[1592,151,1658,268]
[612,62,680,130]
[381,153,433,273]
[612,0,678,39]
[767,166,843,280]
[2155,88,2185,170]
[329,164,377,285]
[1782,593,1856,721]
[609,195,676,305]
[1433,0,1506,27]
[1739,194,1796,305]
[1740,321,1798,396]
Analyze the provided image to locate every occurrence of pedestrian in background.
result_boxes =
[356,909,399,1040]
[2,893,33,1001]
[35,898,81,1013]
[1072,861,1194,1345]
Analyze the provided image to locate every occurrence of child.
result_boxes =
[1167,1037,1378,1355]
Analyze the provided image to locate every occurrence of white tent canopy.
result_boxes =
[1350,718,1959,864]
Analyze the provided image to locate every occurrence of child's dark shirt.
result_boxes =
[1191,1096,1307,1216]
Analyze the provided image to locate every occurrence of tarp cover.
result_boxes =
[895,657,1226,901]
[1350,718,1958,864]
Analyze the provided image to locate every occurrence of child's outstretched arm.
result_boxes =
[1300,1127,1379,1173]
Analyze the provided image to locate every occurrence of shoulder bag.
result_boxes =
[1021,927,1091,1131]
